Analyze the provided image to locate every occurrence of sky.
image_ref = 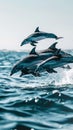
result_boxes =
[0,0,73,51]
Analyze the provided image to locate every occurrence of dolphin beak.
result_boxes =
[20,42,23,46]
[10,73,12,76]
[20,39,27,46]
[10,71,13,76]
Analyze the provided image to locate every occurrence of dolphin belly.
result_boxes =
[32,36,47,41]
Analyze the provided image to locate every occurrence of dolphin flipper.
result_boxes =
[30,40,38,46]
[20,68,29,77]
[31,72,41,77]
[20,72,24,77]
[46,68,57,73]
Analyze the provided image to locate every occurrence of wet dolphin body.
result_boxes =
[19,49,61,77]
[21,27,63,46]
[19,43,59,77]
[35,50,73,73]
[10,43,72,77]
[20,56,58,77]
[10,51,56,76]
[18,49,70,77]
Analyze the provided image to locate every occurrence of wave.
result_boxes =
[0,50,73,130]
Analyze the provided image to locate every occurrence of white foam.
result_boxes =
[55,68,73,86]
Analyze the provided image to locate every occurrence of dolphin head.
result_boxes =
[10,64,20,76]
[20,39,29,46]
[10,62,24,76]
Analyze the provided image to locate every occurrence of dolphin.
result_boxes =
[10,45,72,76]
[19,44,59,77]
[10,52,56,76]
[20,27,63,46]
[19,50,61,77]
[35,49,73,73]
[10,48,66,77]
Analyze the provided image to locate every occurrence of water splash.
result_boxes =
[54,68,73,86]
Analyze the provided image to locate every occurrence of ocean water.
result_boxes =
[0,50,73,130]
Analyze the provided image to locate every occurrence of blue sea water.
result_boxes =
[0,50,73,130]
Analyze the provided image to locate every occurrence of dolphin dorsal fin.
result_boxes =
[49,42,58,50]
[34,27,40,32]
[29,47,37,55]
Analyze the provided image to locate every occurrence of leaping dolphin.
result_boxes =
[20,27,63,46]
[19,50,61,77]
[10,50,58,76]
[35,49,73,73]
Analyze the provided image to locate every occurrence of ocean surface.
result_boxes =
[0,49,73,130]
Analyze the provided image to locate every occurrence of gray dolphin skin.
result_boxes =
[10,27,73,77]
[10,47,72,77]
[10,52,56,76]
[10,42,60,76]
[19,50,73,77]
[35,50,73,73]
[20,27,63,46]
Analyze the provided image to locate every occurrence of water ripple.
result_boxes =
[0,50,73,130]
